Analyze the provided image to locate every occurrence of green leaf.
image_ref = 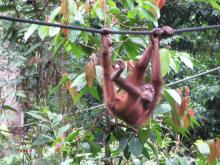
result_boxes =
[128,137,143,157]
[143,148,150,160]
[124,41,139,59]
[127,10,137,19]
[140,128,150,143]
[126,0,134,10]
[160,49,171,77]
[124,146,131,160]
[130,37,145,46]
[38,26,49,40]
[179,53,193,69]
[108,0,117,7]
[81,142,90,152]
[49,6,61,22]
[71,44,84,59]
[66,129,80,142]
[49,76,69,97]
[96,8,105,20]
[24,43,41,56]
[70,73,87,91]
[155,103,172,115]
[138,7,157,25]
[170,54,179,73]
[48,26,60,37]
[68,0,77,16]
[119,137,129,151]
[147,141,158,160]
[24,24,39,42]
[143,1,160,18]
[73,87,87,103]
[2,105,17,112]
[195,140,210,155]
[109,7,120,14]
[38,123,52,131]
[16,90,26,98]
[57,124,70,137]
[95,65,104,87]
[155,130,162,146]
[0,5,14,12]
[41,134,54,141]
[26,111,48,122]
[47,112,63,126]
[164,89,181,105]
[88,86,100,101]
[68,30,81,42]
[210,1,220,10]
[80,32,89,44]
[90,142,101,156]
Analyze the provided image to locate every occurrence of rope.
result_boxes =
[165,66,220,87]
[0,15,220,35]
[76,66,220,113]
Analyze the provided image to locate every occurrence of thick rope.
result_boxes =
[0,15,220,35]
[76,66,220,113]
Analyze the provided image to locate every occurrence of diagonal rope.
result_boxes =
[0,15,220,35]
[165,66,220,87]
[76,66,220,113]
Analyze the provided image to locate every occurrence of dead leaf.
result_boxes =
[85,0,90,15]
[61,0,69,19]
[85,60,95,87]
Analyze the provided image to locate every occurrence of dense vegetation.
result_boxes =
[0,0,220,164]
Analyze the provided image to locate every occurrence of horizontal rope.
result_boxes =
[76,66,220,113]
[0,15,220,35]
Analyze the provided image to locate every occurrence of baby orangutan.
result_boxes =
[101,26,174,126]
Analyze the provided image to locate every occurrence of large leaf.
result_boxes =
[71,44,84,59]
[155,103,172,115]
[164,89,181,105]
[164,89,181,127]
[109,7,120,14]
[68,29,81,43]
[179,52,193,69]
[81,142,90,152]
[57,124,70,137]
[124,41,139,59]
[119,137,129,151]
[38,26,49,40]
[95,65,104,87]
[26,111,48,122]
[126,0,134,10]
[143,1,160,19]
[128,137,143,157]
[70,73,87,91]
[68,0,77,17]
[160,49,171,77]
[49,26,60,37]
[195,140,210,155]
[138,7,158,26]
[88,86,100,101]
[24,24,39,42]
